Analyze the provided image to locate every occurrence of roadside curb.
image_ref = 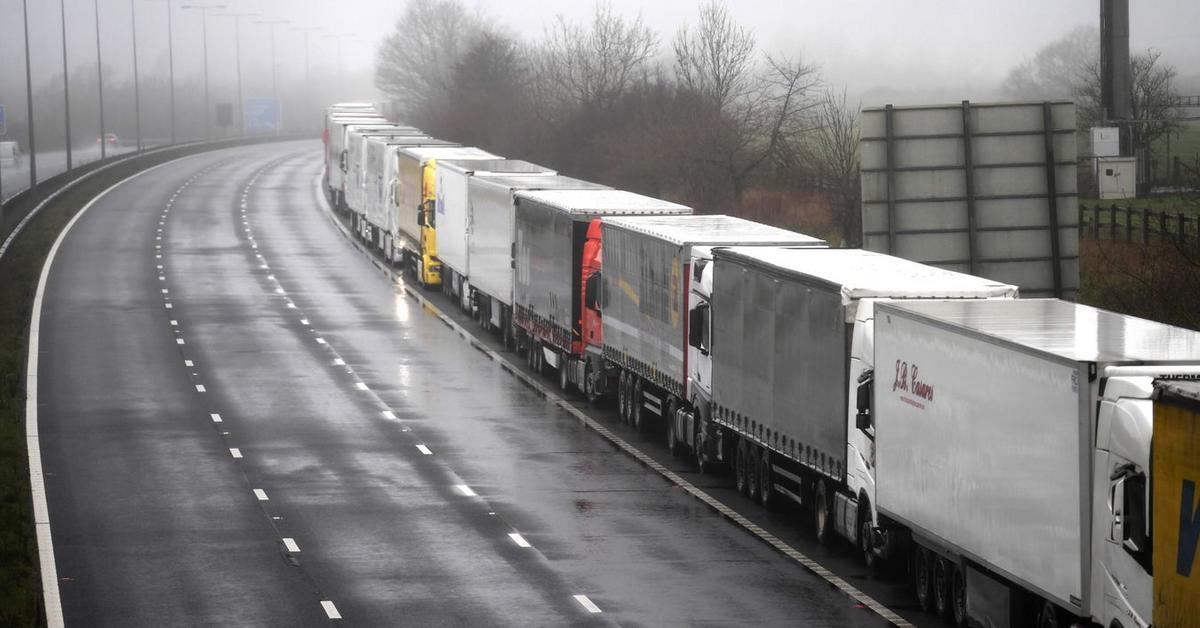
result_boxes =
[310,170,913,627]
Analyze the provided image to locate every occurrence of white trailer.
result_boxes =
[435,160,556,309]
[341,125,424,213]
[694,247,1016,558]
[323,115,385,201]
[866,298,1200,628]
[353,136,452,250]
[466,174,609,344]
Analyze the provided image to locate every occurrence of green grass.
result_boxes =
[1151,119,1200,182]
[1081,194,1200,214]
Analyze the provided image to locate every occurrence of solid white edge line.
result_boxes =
[308,171,916,627]
[573,594,602,614]
[320,600,342,620]
[25,155,205,628]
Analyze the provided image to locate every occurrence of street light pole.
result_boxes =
[94,0,107,160]
[165,0,176,144]
[293,26,321,133]
[255,19,290,136]
[215,12,259,137]
[182,4,226,140]
[60,0,73,171]
[131,0,142,151]
[22,0,38,188]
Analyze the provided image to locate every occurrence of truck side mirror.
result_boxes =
[339,150,347,172]
[855,370,874,431]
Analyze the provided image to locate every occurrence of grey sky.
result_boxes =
[1,0,1197,125]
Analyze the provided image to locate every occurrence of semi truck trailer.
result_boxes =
[323,115,386,203]
[694,247,1017,558]
[864,298,1200,627]
[436,160,557,310]
[467,176,610,346]
[511,190,693,382]
[390,146,501,286]
[576,215,824,433]
[353,136,454,254]
[342,125,427,215]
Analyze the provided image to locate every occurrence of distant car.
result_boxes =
[96,133,120,147]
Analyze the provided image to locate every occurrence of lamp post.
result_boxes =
[292,26,321,133]
[93,0,106,160]
[323,33,356,100]
[130,0,142,151]
[181,3,226,140]
[214,12,259,137]
[254,19,290,136]
[60,0,73,171]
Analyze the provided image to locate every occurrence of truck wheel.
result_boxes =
[759,449,776,510]
[934,557,952,619]
[858,501,877,569]
[631,379,645,432]
[814,479,833,544]
[914,548,934,612]
[952,565,967,627]
[584,363,599,405]
[617,372,629,423]
[746,446,761,502]
[665,398,679,457]
[693,407,710,474]
[1036,601,1059,628]
[558,354,571,392]
[734,439,749,495]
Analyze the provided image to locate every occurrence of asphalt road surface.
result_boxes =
[36,140,922,626]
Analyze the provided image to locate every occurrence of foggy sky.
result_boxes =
[2,0,1198,131]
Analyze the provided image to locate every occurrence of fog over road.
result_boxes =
[33,140,921,626]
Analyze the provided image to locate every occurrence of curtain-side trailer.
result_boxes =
[323,116,386,204]
[700,247,1016,560]
[1150,379,1200,628]
[435,160,557,311]
[867,299,1200,627]
[391,146,501,285]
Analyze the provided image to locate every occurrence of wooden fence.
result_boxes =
[1079,204,1200,249]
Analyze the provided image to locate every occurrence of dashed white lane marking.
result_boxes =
[381,410,396,420]
[416,444,432,455]
[156,264,163,269]
[170,320,178,326]
[282,538,301,553]
[210,413,222,423]
[161,288,169,294]
[253,489,269,501]
[195,384,206,392]
[229,448,243,459]
[184,360,194,367]
[320,601,342,620]
[333,358,345,366]
[176,338,186,345]
[455,484,476,497]
[300,318,309,326]
[315,337,327,345]
[164,303,172,309]
[573,595,602,614]
[354,382,368,391]
[508,532,531,548]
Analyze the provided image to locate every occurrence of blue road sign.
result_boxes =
[0,104,7,136]
[243,98,281,135]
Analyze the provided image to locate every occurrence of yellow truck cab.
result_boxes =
[1151,378,1200,628]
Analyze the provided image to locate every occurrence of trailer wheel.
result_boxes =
[617,371,629,423]
[665,398,679,457]
[746,446,761,502]
[631,379,646,433]
[952,565,967,627]
[734,439,749,495]
[759,449,776,510]
[914,548,934,612]
[558,353,571,392]
[584,362,598,404]
[1036,600,1059,628]
[934,557,952,619]
[814,479,833,544]
[693,406,710,474]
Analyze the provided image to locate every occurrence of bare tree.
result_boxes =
[1001,25,1097,100]
[672,0,755,112]
[374,0,485,119]
[1077,49,1183,153]
[803,89,861,245]
[537,3,658,114]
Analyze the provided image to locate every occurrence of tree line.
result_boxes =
[374,0,862,245]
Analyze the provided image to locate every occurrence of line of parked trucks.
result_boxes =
[322,102,1200,628]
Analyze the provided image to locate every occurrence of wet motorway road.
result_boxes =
[36,141,923,626]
